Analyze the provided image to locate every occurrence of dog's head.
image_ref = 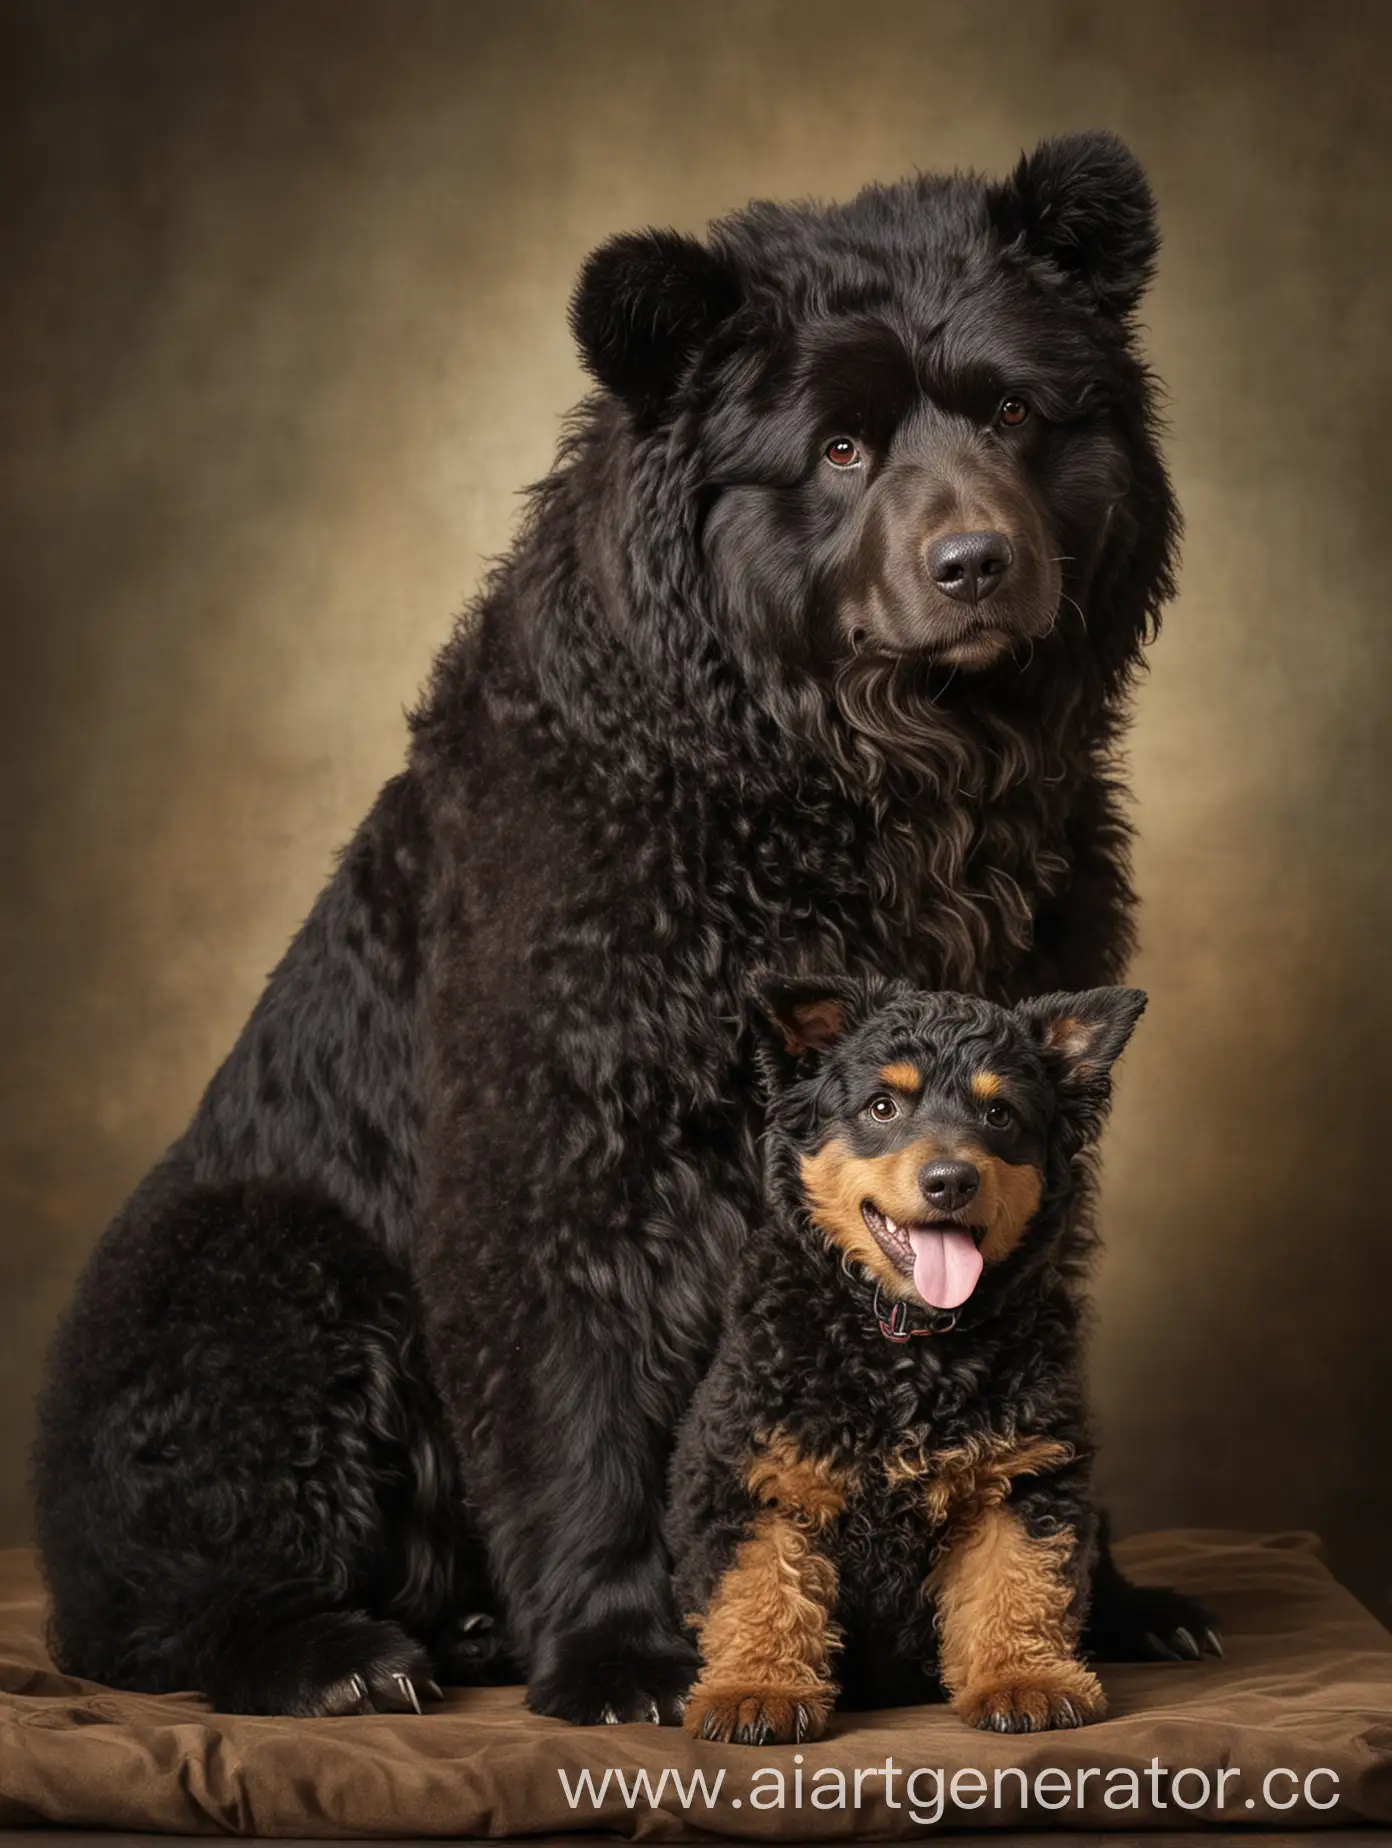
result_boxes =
[570,132,1174,683]
[752,973,1146,1312]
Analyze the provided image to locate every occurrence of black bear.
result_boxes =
[33,130,1207,1723]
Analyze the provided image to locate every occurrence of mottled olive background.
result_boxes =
[2,0,1389,1617]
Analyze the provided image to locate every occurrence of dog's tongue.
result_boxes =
[907,1225,984,1310]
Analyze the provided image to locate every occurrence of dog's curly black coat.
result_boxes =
[669,975,1219,1744]
[34,131,1210,1721]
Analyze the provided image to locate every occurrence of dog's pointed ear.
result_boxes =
[569,228,742,418]
[987,131,1158,318]
[1014,987,1147,1133]
[750,972,864,1074]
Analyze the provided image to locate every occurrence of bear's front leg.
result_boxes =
[412,757,746,1724]
[422,1271,703,1725]
[930,1499,1105,1733]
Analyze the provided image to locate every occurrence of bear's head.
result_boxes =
[568,132,1175,713]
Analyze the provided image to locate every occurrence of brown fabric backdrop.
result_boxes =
[1,0,1389,1619]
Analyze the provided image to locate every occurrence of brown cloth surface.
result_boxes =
[1,1531,1389,1837]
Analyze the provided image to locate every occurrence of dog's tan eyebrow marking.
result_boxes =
[879,1061,923,1094]
[971,1071,1004,1101]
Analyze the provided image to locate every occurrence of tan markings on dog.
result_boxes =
[879,1061,924,1094]
[777,997,847,1055]
[747,1428,854,1529]
[1041,1014,1105,1082]
[1044,1016,1089,1057]
[971,1071,1004,1100]
[801,1137,945,1299]
[885,1431,1072,1529]
[975,1154,1044,1266]
[683,1508,841,1744]
[800,1138,1044,1298]
[929,1503,1105,1731]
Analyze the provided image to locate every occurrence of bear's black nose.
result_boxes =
[920,1160,980,1213]
[926,530,1013,604]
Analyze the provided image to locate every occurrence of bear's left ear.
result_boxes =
[987,131,1158,318]
[1014,987,1147,1133]
[568,228,742,419]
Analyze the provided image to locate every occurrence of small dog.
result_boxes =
[669,973,1210,1743]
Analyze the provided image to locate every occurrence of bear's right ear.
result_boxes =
[568,229,742,419]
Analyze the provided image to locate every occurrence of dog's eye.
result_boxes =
[984,1100,1014,1130]
[866,1094,900,1122]
[997,397,1030,428]
[825,436,864,469]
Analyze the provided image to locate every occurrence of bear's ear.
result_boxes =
[1013,986,1147,1136]
[750,972,867,1077]
[568,228,742,418]
[987,131,1158,318]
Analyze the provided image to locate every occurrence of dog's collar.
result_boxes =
[869,1279,958,1341]
[828,1251,962,1342]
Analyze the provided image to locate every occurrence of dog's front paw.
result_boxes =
[527,1631,697,1726]
[685,1684,832,1745]
[955,1662,1105,1734]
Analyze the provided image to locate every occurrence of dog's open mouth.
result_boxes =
[861,1201,985,1311]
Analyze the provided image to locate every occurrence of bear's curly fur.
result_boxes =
[34,131,1208,1722]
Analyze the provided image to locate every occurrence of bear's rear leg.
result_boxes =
[206,1610,441,1717]
[33,1177,471,1713]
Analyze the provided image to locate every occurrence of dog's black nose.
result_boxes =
[920,1160,980,1213]
[926,530,1013,604]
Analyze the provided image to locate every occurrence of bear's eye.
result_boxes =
[825,436,864,469]
[997,397,1030,428]
[984,1100,1014,1130]
[866,1094,900,1123]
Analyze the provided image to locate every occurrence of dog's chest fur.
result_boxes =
[840,1427,1071,1557]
